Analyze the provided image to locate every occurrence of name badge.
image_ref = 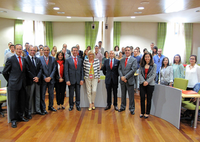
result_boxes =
[89,74,93,79]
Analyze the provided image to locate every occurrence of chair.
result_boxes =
[173,78,188,90]
[0,80,7,117]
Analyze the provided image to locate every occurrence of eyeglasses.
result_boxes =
[190,58,195,60]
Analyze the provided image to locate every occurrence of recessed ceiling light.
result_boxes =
[140,1,149,4]
[0,10,7,13]
[66,16,71,18]
[53,7,60,10]
[57,12,65,14]
[47,2,55,5]
[134,12,142,14]
[138,7,144,10]
[131,16,136,18]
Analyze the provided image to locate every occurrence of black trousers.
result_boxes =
[68,83,80,107]
[106,79,118,107]
[55,81,66,105]
[140,84,154,114]
[8,87,26,122]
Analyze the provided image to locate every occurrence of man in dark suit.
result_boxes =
[65,46,84,111]
[40,46,57,114]
[76,44,83,58]
[118,46,137,115]
[3,44,29,128]
[25,46,44,119]
[102,51,119,111]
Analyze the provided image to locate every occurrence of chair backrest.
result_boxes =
[174,78,188,90]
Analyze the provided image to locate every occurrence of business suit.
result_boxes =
[118,56,137,112]
[25,55,42,117]
[40,56,56,111]
[66,49,71,57]
[139,64,157,115]
[65,56,84,109]
[2,55,27,122]
[55,61,66,106]
[78,50,83,58]
[102,58,119,107]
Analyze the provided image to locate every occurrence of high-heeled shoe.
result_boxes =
[88,107,92,111]
[144,115,149,118]
[92,107,95,110]
[140,114,144,118]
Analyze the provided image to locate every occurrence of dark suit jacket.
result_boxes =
[102,58,119,85]
[55,61,66,83]
[40,56,56,84]
[65,56,84,85]
[78,50,83,58]
[2,55,26,90]
[25,56,42,86]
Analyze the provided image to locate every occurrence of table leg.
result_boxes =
[194,97,199,128]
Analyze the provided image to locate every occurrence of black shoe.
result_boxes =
[48,107,57,112]
[42,110,48,114]
[18,117,29,122]
[144,115,149,118]
[130,111,135,115]
[140,114,144,118]
[104,106,111,111]
[114,106,119,111]
[118,108,125,112]
[11,121,17,128]
[69,106,73,111]
[36,112,45,115]
[57,107,60,110]
[76,106,81,111]
[61,106,65,109]
[25,115,32,120]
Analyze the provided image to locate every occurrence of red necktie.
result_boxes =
[73,57,77,69]
[18,56,23,71]
[110,59,113,69]
[125,58,128,67]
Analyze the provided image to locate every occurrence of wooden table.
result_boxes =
[182,92,200,128]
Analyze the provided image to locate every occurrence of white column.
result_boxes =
[103,17,113,52]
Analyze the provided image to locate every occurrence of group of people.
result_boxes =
[3,40,200,128]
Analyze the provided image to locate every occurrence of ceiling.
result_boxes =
[0,0,200,22]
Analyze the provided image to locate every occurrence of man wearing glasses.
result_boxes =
[153,49,165,84]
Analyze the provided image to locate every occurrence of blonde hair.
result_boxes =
[87,50,95,59]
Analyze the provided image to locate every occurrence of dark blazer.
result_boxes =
[55,61,66,83]
[65,56,84,84]
[78,50,83,58]
[2,55,26,90]
[40,56,56,84]
[66,49,71,57]
[102,58,120,85]
[25,56,42,86]
[118,56,137,85]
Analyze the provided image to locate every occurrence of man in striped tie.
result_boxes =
[118,46,137,115]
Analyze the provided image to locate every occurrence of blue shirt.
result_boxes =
[4,48,10,56]
[24,49,29,56]
[153,54,165,73]
[133,55,141,69]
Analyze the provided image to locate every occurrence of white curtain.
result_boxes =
[34,21,45,46]
[163,22,186,64]
[23,20,34,47]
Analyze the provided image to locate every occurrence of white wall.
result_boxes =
[120,22,157,52]
[192,23,200,55]
[0,18,14,66]
[53,22,85,52]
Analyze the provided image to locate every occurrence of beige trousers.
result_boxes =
[85,75,98,104]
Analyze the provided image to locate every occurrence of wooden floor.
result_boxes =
[0,94,200,142]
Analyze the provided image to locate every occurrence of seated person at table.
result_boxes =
[159,57,173,86]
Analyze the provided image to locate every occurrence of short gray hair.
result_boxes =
[71,46,78,51]
[43,45,50,51]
